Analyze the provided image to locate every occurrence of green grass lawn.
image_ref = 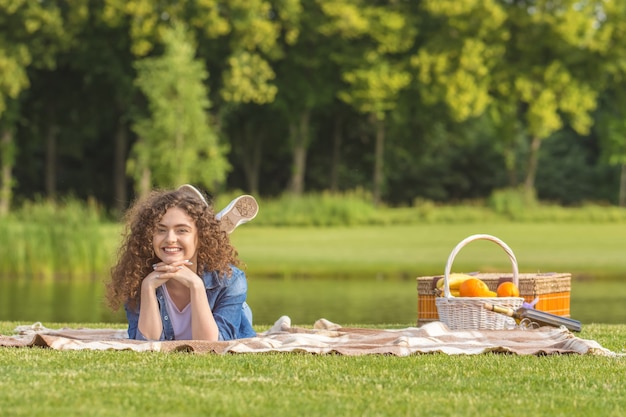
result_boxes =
[1,321,624,417]
[231,223,626,279]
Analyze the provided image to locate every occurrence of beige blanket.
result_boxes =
[0,316,617,356]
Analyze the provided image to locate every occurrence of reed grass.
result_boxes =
[0,197,121,280]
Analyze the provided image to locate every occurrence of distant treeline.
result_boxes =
[1,1,626,216]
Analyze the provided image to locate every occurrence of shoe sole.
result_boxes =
[218,195,259,234]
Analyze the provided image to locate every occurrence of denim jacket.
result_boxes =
[125,266,256,341]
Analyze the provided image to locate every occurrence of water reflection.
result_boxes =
[0,279,124,324]
[248,277,418,325]
[1,276,624,326]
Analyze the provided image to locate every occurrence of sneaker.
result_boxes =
[216,195,259,234]
[177,184,209,207]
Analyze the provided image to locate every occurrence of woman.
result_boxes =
[106,186,257,341]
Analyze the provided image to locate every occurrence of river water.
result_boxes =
[1,276,624,327]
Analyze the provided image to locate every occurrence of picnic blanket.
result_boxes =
[0,316,618,356]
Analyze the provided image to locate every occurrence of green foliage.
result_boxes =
[339,61,411,118]
[102,0,283,100]
[597,113,626,166]
[536,132,618,205]
[129,23,230,192]
[103,0,226,56]
[414,0,506,121]
[221,51,278,104]
[246,189,380,227]
[322,0,415,117]
[5,0,626,212]
[0,0,86,114]
[503,0,602,140]
[250,191,626,227]
[487,186,537,218]
[413,0,608,193]
[406,199,500,224]
[514,62,597,139]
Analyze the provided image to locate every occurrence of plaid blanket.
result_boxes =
[0,316,616,356]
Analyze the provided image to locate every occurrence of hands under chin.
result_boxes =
[145,260,202,289]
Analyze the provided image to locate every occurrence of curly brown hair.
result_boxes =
[105,188,239,311]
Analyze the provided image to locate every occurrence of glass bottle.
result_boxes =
[483,302,582,332]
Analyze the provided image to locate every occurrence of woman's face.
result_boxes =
[152,207,199,265]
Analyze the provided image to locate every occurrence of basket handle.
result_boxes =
[443,234,519,298]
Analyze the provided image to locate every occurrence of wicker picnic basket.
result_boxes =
[433,234,525,330]
[418,273,571,326]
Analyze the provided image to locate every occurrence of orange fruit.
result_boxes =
[459,278,491,297]
[496,282,520,297]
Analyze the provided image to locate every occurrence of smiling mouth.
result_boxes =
[163,247,182,254]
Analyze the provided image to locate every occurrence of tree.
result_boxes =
[5,0,626,208]
[413,0,606,198]
[103,0,287,195]
[257,0,331,196]
[0,0,84,213]
[318,0,414,204]
[128,23,229,196]
[76,4,136,214]
[593,1,626,206]
[339,61,411,205]
[502,1,600,195]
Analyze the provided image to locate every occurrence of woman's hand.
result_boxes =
[150,260,202,289]
[148,259,219,341]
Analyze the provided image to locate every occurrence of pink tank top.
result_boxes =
[162,285,193,340]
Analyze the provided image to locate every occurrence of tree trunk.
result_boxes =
[131,137,152,199]
[139,165,151,199]
[619,164,626,207]
[113,118,128,215]
[45,124,59,200]
[250,135,261,196]
[372,114,385,207]
[241,123,262,195]
[330,115,342,192]
[174,129,186,187]
[503,144,517,187]
[288,110,310,195]
[0,129,14,216]
[523,134,541,196]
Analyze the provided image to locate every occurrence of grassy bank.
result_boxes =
[231,223,626,279]
[0,321,624,417]
[2,222,626,280]
[1,195,626,279]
